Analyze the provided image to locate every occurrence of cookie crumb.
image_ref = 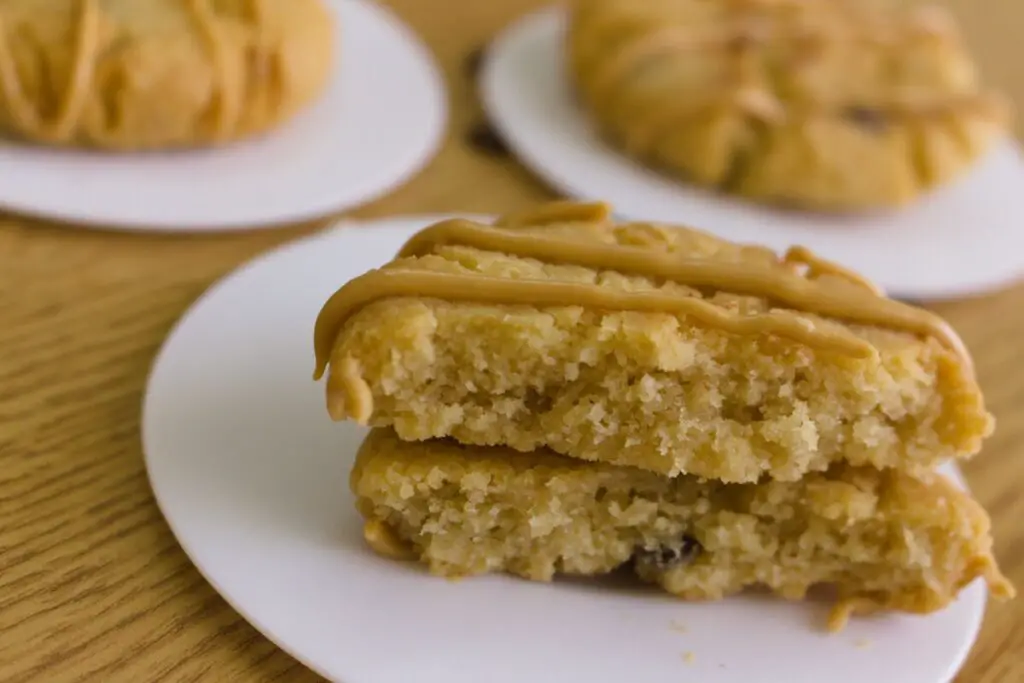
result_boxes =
[855,638,872,649]
[682,651,696,665]
[669,620,688,634]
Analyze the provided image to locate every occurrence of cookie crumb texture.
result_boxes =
[0,0,334,150]
[351,430,1014,622]
[327,218,991,483]
[567,0,1010,210]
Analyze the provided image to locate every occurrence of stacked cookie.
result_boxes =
[313,201,1013,628]
[567,0,1010,211]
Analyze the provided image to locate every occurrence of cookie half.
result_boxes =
[350,428,1013,629]
[314,202,991,482]
[0,0,334,149]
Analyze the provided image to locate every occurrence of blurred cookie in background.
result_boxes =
[481,2,1024,300]
[566,0,1010,212]
[0,0,335,150]
[0,0,448,232]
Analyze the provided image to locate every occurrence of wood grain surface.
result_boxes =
[2,1,1023,681]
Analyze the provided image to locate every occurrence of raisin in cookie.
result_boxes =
[567,0,1009,210]
[0,0,334,150]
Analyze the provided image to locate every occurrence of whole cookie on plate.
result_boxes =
[566,0,1010,211]
[0,0,335,150]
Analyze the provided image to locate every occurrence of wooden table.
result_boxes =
[2,1,1022,680]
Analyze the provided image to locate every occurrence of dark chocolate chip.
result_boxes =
[843,106,888,133]
[465,46,485,80]
[635,535,703,570]
[467,121,510,157]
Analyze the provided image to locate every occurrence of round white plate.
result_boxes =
[0,0,445,232]
[143,214,989,683]
[481,7,1024,301]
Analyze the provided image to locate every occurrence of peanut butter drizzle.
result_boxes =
[583,0,984,125]
[493,200,611,226]
[0,0,237,145]
[312,203,969,380]
[190,0,244,140]
[0,0,101,142]
[783,246,885,296]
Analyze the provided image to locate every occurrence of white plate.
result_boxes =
[480,7,1024,301]
[0,0,445,232]
[142,214,990,683]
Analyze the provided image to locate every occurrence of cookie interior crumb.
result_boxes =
[351,429,1014,625]
[326,211,991,483]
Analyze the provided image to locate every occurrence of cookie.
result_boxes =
[566,0,1010,210]
[0,0,334,150]
[351,428,1014,629]
[313,201,991,483]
